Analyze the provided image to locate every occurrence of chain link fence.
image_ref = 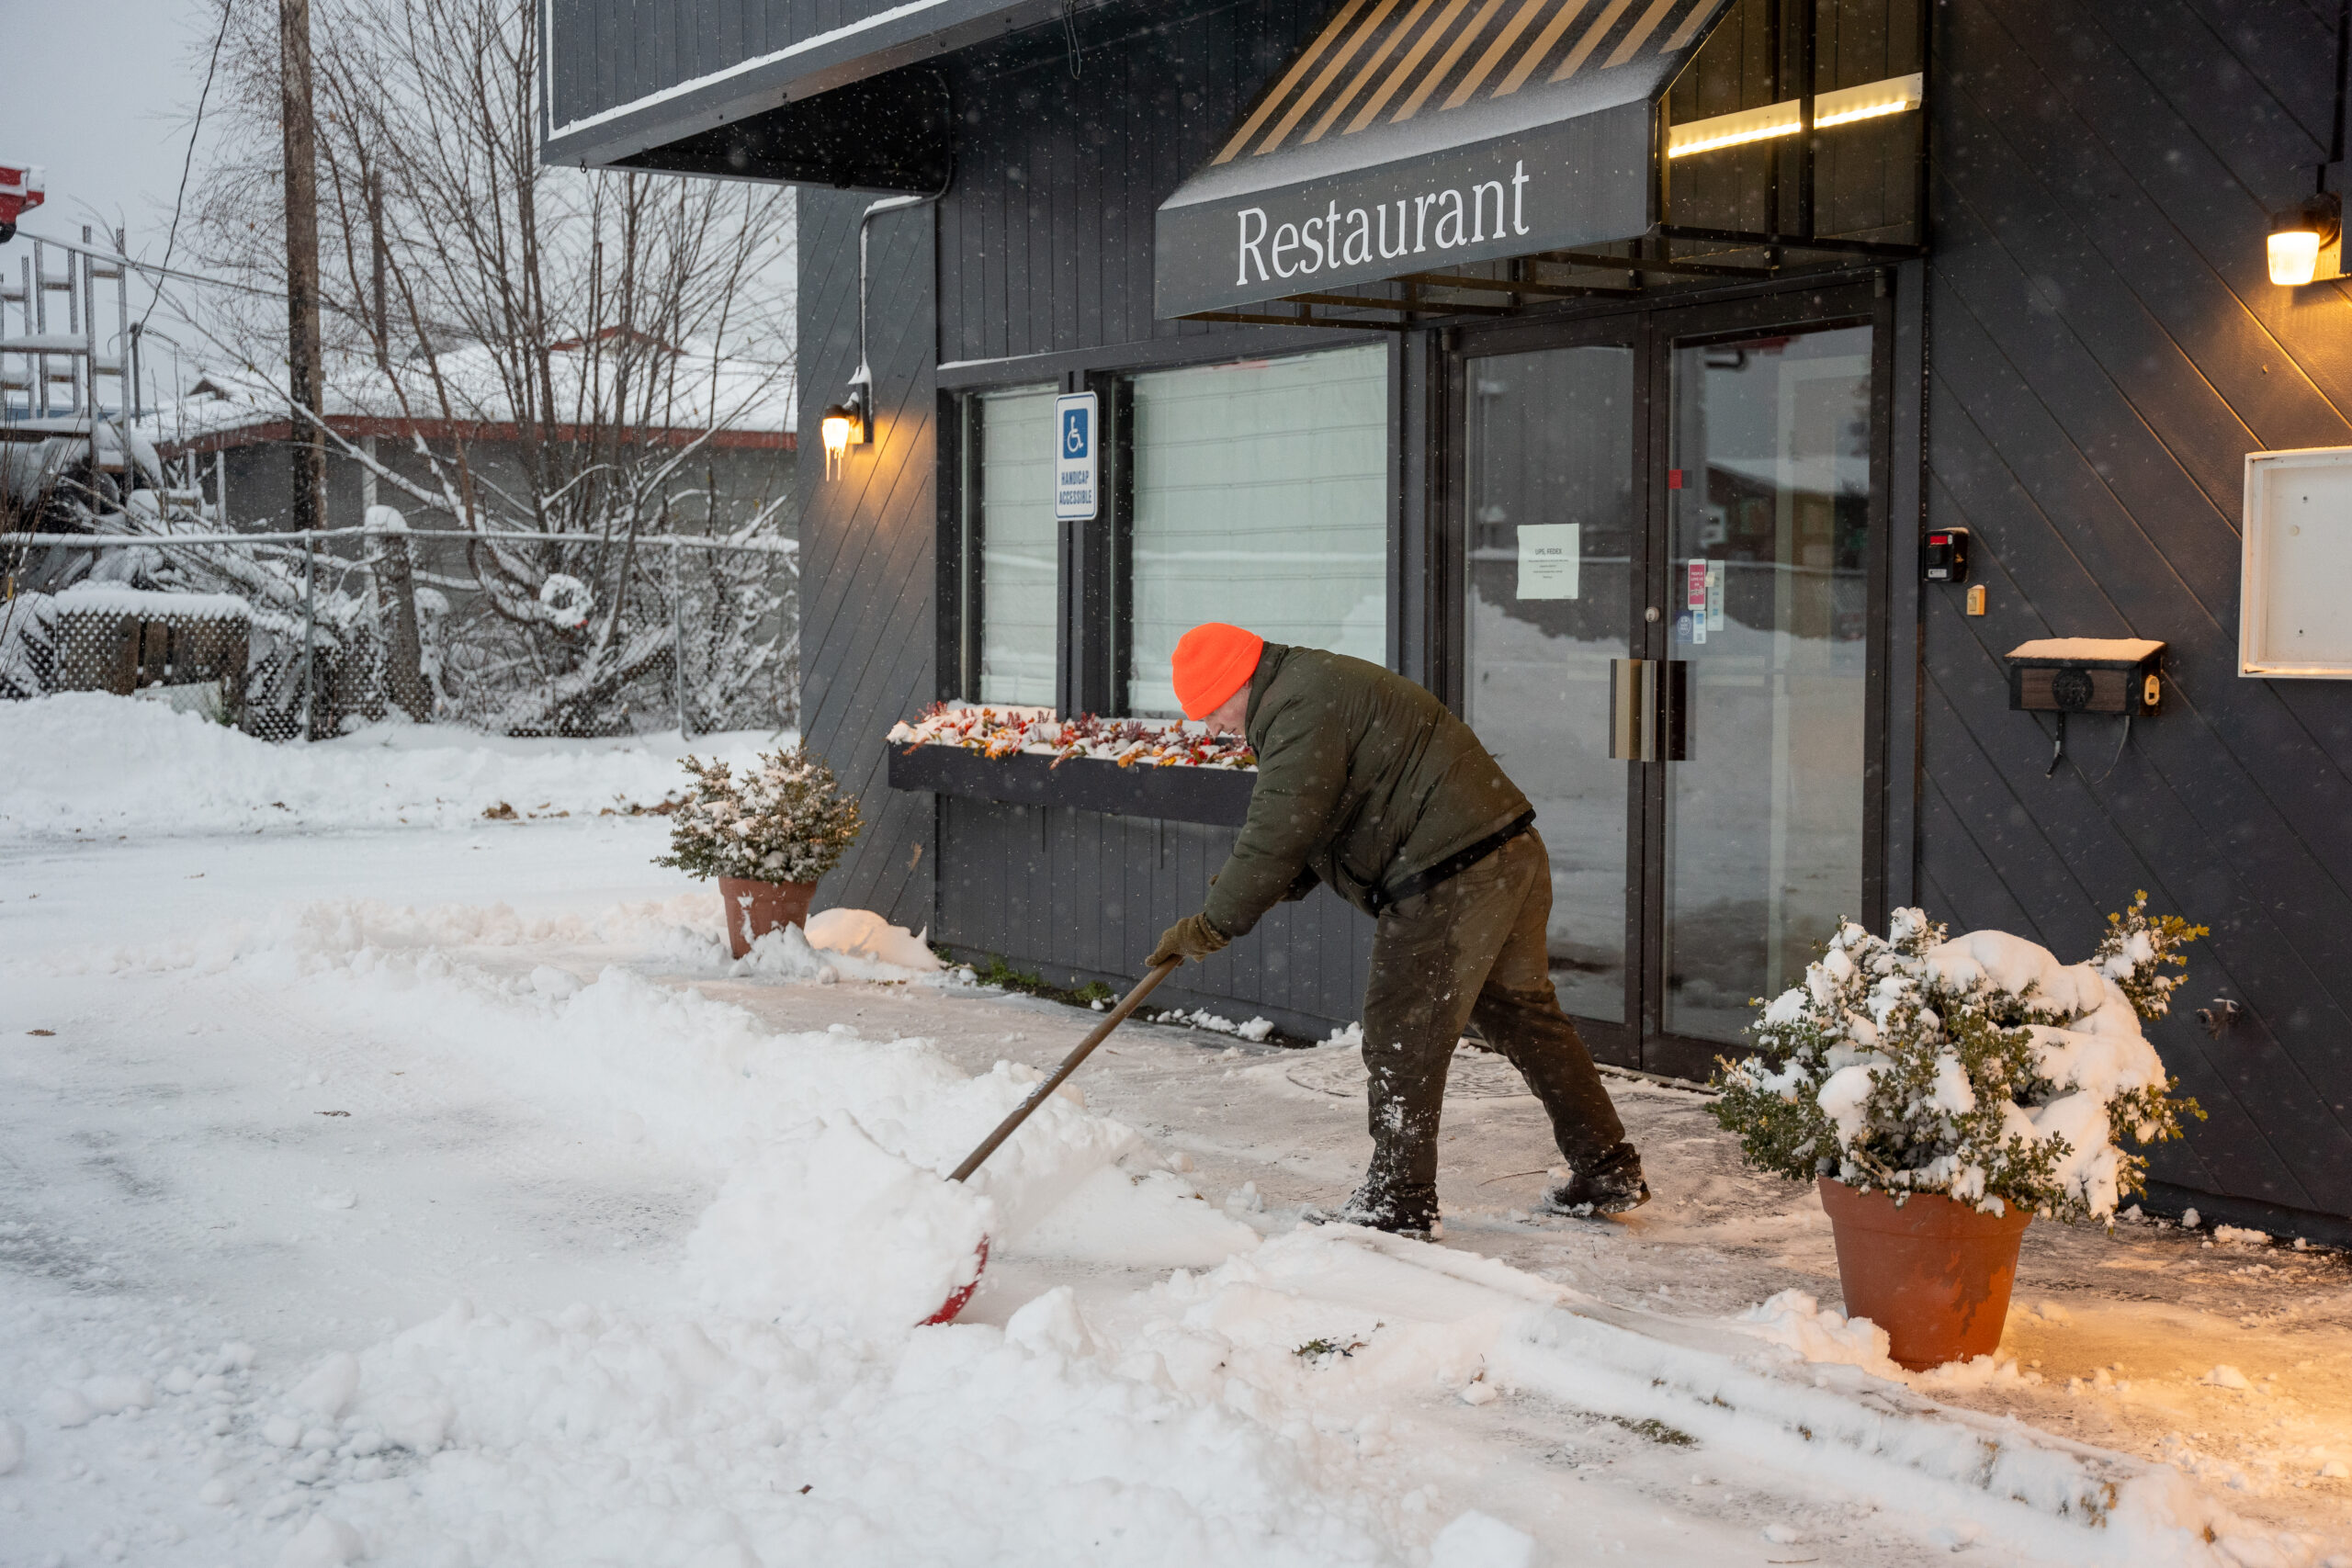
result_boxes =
[0,527,798,741]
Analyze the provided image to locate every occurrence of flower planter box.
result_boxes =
[886,743,1254,827]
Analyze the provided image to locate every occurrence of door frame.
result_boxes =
[1438,274,1899,1081]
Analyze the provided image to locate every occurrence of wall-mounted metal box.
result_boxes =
[2007,637,2165,716]
[2243,446,2352,678]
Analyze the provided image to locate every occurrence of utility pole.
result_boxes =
[279,0,326,535]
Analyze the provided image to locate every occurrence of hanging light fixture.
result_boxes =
[2273,0,2352,287]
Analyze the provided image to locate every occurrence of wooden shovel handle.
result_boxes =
[947,959,1182,1184]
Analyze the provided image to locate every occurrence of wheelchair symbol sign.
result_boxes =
[1053,391,1100,520]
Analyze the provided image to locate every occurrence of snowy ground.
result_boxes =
[1,696,2347,1568]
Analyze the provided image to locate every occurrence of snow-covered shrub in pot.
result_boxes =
[1709,897,2204,1369]
[656,745,865,957]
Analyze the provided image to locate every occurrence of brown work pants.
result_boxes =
[1360,829,1629,1212]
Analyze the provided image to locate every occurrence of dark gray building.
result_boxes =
[545,0,2352,1244]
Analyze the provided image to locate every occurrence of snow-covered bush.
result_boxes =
[1709,897,2205,1222]
[655,745,864,885]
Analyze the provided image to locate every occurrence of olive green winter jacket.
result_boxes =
[1200,644,1532,939]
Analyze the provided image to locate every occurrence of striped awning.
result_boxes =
[1156,0,1737,317]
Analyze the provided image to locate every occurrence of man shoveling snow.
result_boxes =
[1147,622,1646,1237]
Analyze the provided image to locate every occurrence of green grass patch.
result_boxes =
[956,953,1118,1009]
[1292,1337,1367,1361]
[1607,1416,1696,1447]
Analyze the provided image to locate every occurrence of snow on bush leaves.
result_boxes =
[1709,896,2203,1221]
[655,742,863,884]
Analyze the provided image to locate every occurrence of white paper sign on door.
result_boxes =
[1516,524,1581,600]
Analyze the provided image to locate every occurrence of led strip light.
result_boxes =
[1666,71,1924,158]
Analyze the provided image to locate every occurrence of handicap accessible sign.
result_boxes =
[1055,391,1099,521]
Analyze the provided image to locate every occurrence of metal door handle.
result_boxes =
[1608,659,1689,762]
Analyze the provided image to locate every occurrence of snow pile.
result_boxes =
[61,894,1400,1564]
[1133,1228,2287,1563]
[888,703,1257,769]
[805,907,942,971]
[682,1117,991,1327]
[0,692,776,836]
[1731,1290,1902,1379]
[1151,1006,1277,1042]
[305,1288,1397,1568]
[1429,1510,1537,1568]
[729,916,944,984]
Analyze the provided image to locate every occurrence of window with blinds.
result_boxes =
[1125,344,1389,716]
[962,385,1059,707]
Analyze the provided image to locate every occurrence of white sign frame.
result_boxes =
[2242,446,2352,679]
[1053,391,1100,522]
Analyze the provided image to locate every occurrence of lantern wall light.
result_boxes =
[2269,195,2343,288]
[820,390,865,481]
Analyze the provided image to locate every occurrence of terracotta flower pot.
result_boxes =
[1817,1177,2033,1371]
[718,874,818,958]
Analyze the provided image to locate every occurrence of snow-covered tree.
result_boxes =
[166,0,797,736]
[1710,897,2205,1223]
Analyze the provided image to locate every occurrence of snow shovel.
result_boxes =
[919,958,1182,1325]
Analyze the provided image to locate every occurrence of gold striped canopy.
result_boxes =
[1215,0,1730,167]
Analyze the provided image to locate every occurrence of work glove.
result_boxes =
[1148,912,1229,969]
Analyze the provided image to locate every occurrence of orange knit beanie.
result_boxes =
[1170,623,1265,721]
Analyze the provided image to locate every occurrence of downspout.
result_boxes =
[848,189,942,434]
[845,70,956,436]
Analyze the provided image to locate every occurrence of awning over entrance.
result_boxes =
[1155,0,1738,318]
[1157,0,1929,325]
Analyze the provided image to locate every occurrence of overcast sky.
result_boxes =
[4,0,232,397]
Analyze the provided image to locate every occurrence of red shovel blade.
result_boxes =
[920,1235,990,1326]
[916,961,1176,1328]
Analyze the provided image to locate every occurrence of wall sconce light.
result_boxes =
[820,389,865,480]
[2269,194,2343,287]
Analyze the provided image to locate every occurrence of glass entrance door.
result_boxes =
[1458,294,1884,1080]
[1659,325,1875,1049]
[1462,338,1640,1055]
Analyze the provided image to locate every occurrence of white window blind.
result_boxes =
[973,386,1058,706]
[1125,344,1389,716]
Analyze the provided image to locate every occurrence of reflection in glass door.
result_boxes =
[1661,326,1873,1044]
[1463,344,1634,1028]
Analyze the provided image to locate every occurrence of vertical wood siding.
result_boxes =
[935,0,1330,363]
[1923,0,2352,1223]
[937,797,1375,1036]
[798,186,941,930]
[548,0,994,128]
